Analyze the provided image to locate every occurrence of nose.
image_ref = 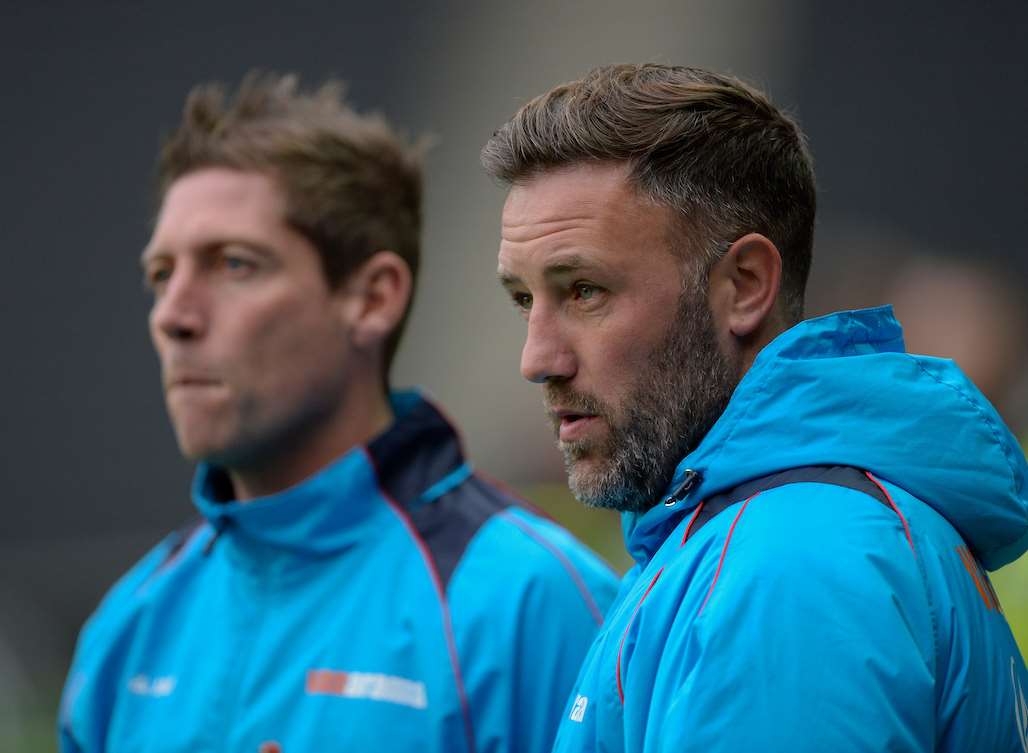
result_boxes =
[150,268,208,344]
[520,309,577,384]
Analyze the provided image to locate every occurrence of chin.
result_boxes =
[566,457,609,495]
[177,443,220,464]
[174,430,233,464]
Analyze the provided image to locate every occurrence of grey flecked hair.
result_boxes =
[482,64,816,323]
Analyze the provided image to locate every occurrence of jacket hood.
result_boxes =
[624,307,1028,571]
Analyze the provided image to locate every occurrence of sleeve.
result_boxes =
[449,508,619,753]
[58,669,87,753]
[646,488,936,753]
[59,726,85,753]
[57,534,180,753]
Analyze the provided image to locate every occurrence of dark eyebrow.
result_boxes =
[139,247,164,268]
[498,253,596,290]
[542,255,590,276]
[497,269,521,289]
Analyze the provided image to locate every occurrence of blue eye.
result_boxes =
[221,254,259,277]
[144,265,172,292]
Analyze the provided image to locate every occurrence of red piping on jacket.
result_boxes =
[865,472,915,554]
[499,509,606,626]
[616,566,664,705]
[697,493,760,616]
[679,502,706,547]
[362,448,477,753]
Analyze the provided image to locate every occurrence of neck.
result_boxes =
[228,380,394,502]
[737,315,790,377]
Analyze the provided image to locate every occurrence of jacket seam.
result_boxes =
[362,447,478,753]
[907,355,1018,505]
[865,478,939,716]
[497,509,607,625]
[688,480,936,645]
[912,527,941,727]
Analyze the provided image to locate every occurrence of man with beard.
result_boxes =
[58,72,617,753]
[484,64,1028,752]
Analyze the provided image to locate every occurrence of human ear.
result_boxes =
[708,232,782,339]
[337,250,413,351]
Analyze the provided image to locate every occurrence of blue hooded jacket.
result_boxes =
[59,391,618,753]
[552,308,1028,752]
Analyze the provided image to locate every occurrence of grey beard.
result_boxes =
[549,284,740,513]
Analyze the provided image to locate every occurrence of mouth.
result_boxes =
[552,409,601,442]
[167,376,223,390]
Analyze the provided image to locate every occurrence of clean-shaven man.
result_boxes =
[59,72,617,752]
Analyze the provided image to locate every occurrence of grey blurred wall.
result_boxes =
[392,0,806,484]
[1,0,1025,738]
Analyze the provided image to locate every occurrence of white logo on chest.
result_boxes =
[569,694,589,723]
[306,669,428,709]
[127,674,176,698]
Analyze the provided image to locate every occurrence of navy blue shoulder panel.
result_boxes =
[684,465,889,545]
[407,474,512,590]
[367,397,513,589]
[367,398,465,509]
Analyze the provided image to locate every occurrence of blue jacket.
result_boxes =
[60,391,618,753]
[553,308,1028,752]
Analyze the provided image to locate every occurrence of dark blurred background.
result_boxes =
[2,1,1026,747]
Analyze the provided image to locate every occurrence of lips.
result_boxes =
[554,408,596,422]
[171,376,218,384]
[165,373,223,391]
[551,408,602,442]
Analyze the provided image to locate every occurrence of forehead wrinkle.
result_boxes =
[500,214,604,244]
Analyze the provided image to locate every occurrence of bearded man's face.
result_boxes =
[498,162,741,512]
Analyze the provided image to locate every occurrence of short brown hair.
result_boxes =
[157,71,423,373]
[481,64,816,322]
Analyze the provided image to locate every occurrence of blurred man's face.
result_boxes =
[498,162,739,512]
[143,168,354,469]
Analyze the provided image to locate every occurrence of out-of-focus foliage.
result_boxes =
[522,483,633,575]
[994,442,1028,660]
[994,551,1028,661]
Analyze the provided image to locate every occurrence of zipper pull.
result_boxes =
[664,469,700,507]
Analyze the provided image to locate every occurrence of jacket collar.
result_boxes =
[191,389,467,556]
